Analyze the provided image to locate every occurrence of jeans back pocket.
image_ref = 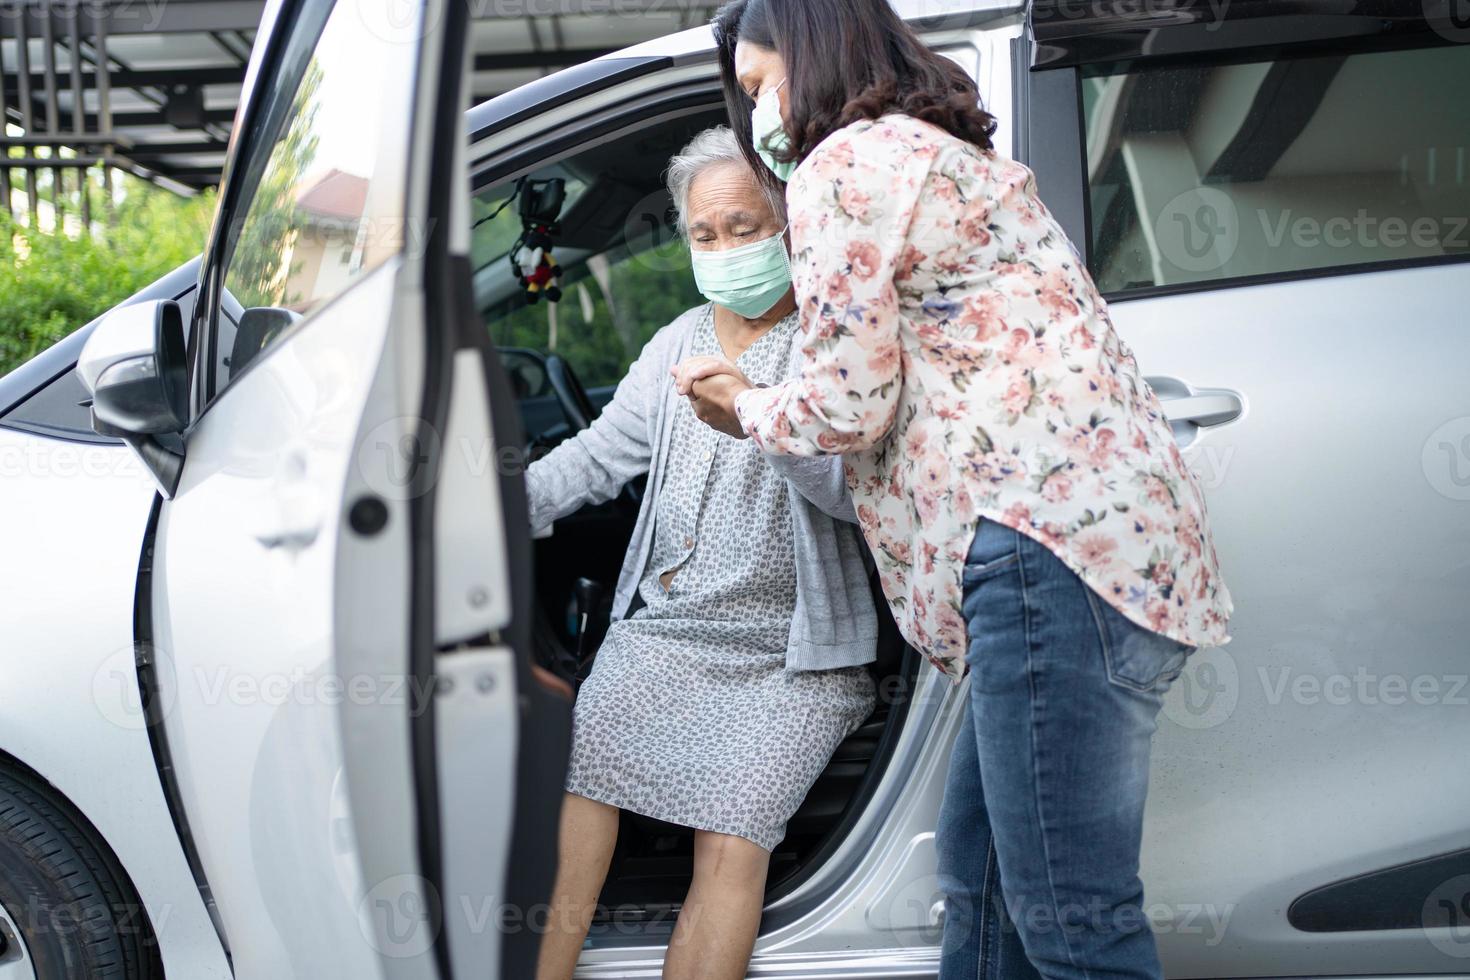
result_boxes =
[1085,589,1194,693]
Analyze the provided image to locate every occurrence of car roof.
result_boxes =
[604,0,1024,62]
[463,0,1026,147]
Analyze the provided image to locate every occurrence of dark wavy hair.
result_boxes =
[713,0,996,182]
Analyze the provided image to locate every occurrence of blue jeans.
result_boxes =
[935,519,1193,980]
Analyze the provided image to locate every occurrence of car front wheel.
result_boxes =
[0,761,162,980]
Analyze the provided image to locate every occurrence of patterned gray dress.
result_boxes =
[564,307,876,851]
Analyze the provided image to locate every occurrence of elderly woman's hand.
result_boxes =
[671,356,753,438]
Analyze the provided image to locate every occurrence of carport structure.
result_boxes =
[0,0,721,221]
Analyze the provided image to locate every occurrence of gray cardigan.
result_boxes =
[525,304,878,671]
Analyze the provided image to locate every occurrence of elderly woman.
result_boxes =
[528,126,878,980]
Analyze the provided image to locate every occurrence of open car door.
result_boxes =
[81,0,570,976]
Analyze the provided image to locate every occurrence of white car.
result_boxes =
[1,0,1468,978]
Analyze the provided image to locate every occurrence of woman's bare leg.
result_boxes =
[535,792,621,980]
[662,829,770,980]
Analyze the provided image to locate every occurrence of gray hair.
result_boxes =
[665,125,786,239]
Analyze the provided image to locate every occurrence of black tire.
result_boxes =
[0,761,163,979]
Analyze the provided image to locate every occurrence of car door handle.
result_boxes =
[1160,392,1243,428]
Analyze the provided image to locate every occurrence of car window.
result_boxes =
[483,232,703,450]
[1081,43,1470,294]
[486,241,704,392]
[207,0,418,397]
[471,117,716,447]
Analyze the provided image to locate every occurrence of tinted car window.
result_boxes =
[1082,43,1470,293]
[1,369,108,442]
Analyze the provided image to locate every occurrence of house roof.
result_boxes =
[295,168,368,221]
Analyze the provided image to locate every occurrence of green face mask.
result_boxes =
[690,228,792,319]
[752,80,797,182]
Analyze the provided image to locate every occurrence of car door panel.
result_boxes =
[146,0,457,973]
[1020,14,1470,971]
[153,259,426,977]
[1118,262,1470,977]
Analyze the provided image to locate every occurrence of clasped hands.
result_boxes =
[670,356,753,439]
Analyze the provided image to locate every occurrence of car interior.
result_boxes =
[470,108,920,931]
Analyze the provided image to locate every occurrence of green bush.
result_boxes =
[0,177,216,377]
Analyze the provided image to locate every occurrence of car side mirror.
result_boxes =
[229,305,301,377]
[76,299,189,496]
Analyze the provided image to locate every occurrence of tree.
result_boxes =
[0,179,215,376]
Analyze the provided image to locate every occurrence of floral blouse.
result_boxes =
[733,114,1233,681]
